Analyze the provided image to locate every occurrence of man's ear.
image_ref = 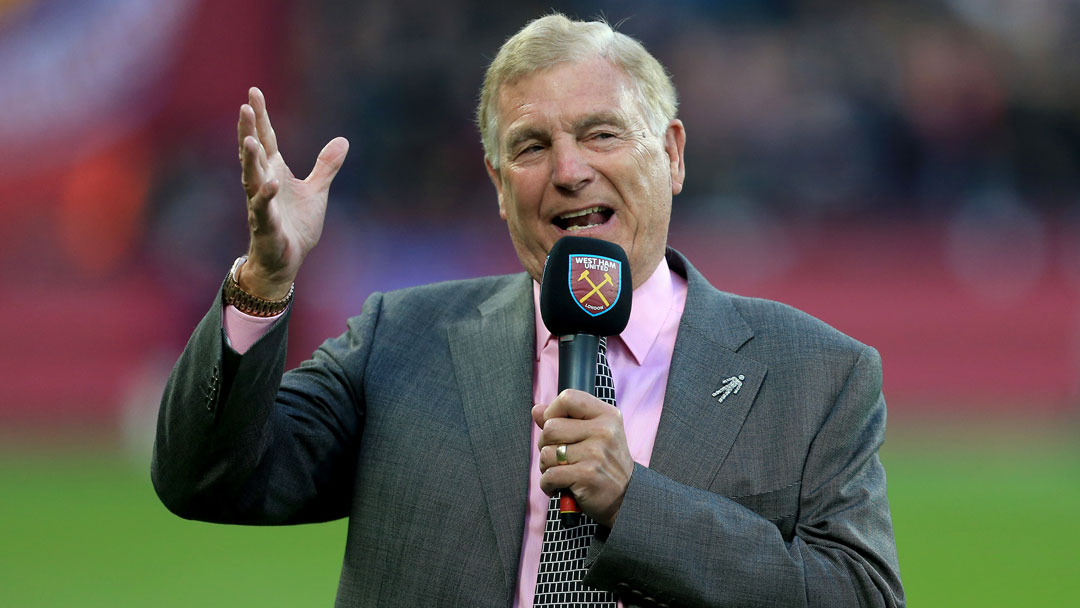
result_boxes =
[664,119,686,195]
[485,157,508,220]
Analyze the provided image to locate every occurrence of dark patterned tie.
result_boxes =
[533,337,618,607]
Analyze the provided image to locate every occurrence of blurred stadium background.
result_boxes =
[1,0,1077,605]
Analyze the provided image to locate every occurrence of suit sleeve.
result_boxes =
[151,283,382,525]
[584,346,904,607]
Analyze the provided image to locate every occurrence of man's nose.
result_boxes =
[550,140,593,192]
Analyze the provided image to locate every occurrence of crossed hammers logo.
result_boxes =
[576,269,613,307]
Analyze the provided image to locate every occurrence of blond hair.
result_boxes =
[477,13,678,169]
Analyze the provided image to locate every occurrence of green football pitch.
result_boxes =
[1,425,1076,607]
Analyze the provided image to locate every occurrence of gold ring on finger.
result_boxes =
[556,444,568,465]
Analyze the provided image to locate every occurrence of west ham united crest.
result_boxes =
[568,254,622,316]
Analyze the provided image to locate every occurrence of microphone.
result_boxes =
[539,236,632,527]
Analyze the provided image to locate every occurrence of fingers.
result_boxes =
[531,403,546,429]
[236,87,277,174]
[531,389,609,430]
[535,390,618,440]
[240,135,270,199]
[538,415,613,450]
[536,431,623,474]
[533,391,624,470]
[544,389,612,422]
[538,457,589,495]
[238,86,348,196]
[237,104,254,161]
[306,137,350,192]
[533,392,632,528]
[247,177,280,234]
[245,176,278,245]
[537,439,630,528]
[248,87,279,157]
[538,442,584,472]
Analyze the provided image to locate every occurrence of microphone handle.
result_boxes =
[556,333,599,527]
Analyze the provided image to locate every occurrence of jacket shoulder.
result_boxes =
[671,247,873,360]
[354,272,529,329]
[726,292,876,360]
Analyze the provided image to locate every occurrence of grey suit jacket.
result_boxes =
[152,249,904,607]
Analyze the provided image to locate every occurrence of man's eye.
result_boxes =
[517,144,544,157]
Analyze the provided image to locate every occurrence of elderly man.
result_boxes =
[153,14,904,608]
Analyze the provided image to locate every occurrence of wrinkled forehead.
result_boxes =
[493,58,646,139]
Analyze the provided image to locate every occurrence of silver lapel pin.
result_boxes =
[712,375,745,404]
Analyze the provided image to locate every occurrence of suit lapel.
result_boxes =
[649,251,768,491]
[448,273,535,593]
[444,254,767,584]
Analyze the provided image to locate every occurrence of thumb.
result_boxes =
[307,136,350,191]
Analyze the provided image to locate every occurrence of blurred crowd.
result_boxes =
[147,0,1080,297]
[3,0,1078,283]
[285,0,1080,222]
[1,0,1078,422]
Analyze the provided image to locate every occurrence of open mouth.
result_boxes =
[552,206,614,231]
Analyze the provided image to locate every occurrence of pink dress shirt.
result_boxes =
[222,303,282,354]
[222,257,688,607]
[513,257,687,607]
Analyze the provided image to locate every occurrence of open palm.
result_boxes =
[237,87,349,299]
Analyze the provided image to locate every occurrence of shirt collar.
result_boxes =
[532,256,676,366]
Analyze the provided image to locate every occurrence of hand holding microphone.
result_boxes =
[536,236,634,529]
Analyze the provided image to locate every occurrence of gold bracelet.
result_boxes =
[223,256,294,317]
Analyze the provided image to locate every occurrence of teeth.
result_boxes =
[558,206,604,220]
[566,223,602,231]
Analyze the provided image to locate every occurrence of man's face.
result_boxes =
[485,57,686,288]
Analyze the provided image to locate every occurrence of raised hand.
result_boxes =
[236,87,349,299]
